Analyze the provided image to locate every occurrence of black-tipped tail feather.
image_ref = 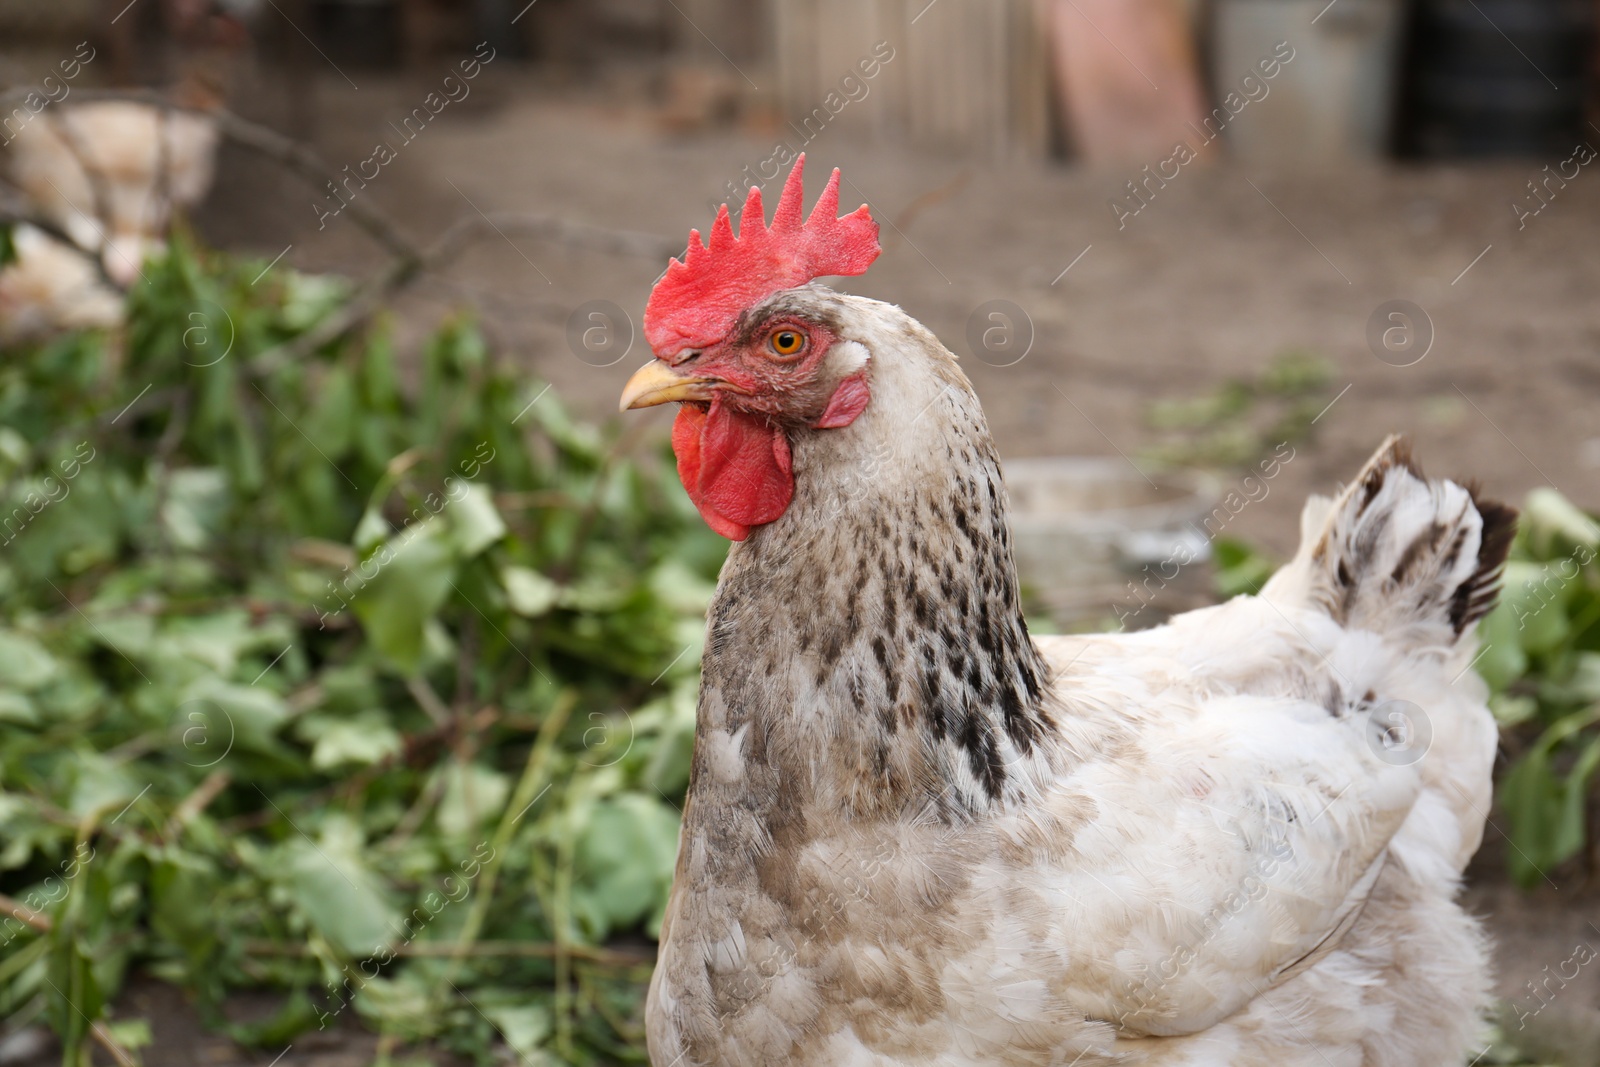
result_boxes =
[1270,436,1517,639]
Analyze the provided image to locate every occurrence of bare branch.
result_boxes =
[89,1023,139,1067]
[0,89,681,371]
[29,88,425,263]
[163,770,232,839]
[242,937,655,966]
[0,176,122,291]
[405,674,452,730]
[0,892,49,933]
[251,211,677,373]
[429,212,681,267]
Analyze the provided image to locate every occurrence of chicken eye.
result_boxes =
[768,328,806,357]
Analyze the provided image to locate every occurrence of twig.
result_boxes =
[7,88,424,263]
[249,211,678,375]
[89,1024,139,1067]
[0,893,49,933]
[0,88,679,373]
[889,170,972,237]
[405,674,452,729]
[443,691,577,987]
[428,211,680,266]
[386,760,448,847]
[164,770,232,839]
[241,938,653,967]
[0,177,123,291]
[38,111,114,267]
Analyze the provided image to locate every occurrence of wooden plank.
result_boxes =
[774,0,1055,158]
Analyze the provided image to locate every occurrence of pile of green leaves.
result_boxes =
[0,234,725,1064]
[1477,489,1600,887]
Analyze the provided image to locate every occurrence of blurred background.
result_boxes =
[1,1,1599,1064]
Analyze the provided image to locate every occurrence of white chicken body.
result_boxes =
[0,223,124,343]
[2,100,220,339]
[8,101,220,285]
[643,290,1508,1067]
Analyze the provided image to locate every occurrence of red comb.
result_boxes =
[644,155,881,354]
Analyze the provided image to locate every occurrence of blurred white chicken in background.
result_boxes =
[7,90,221,287]
[0,94,220,343]
[1,0,240,343]
[0,222,125,342]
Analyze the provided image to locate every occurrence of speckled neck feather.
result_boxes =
[687,290,1056,829]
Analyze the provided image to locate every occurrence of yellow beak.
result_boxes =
[619,361,720,411]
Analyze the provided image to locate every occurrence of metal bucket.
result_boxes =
[1211,0,1405,162]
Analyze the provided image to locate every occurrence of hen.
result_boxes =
[0,223,125,344]
[621,157,1515,1067]
[3,92,220,304]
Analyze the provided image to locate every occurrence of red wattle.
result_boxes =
[670,399,794,541]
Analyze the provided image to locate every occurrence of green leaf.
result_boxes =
[47,934,104,1062]
[163,610,257,677]
[352,521,457,675]
[571,793,680,940]
[502,565,559,617]
[1475,602,1530,693]
[1547,652,1600,705]
[1498,560,1573,657]
[179,677,289,756]
[278,820,401,958]
[1488,692,1538,729]
[307,713,403,771]
[1522,487,1600,556]
[105,1018,153,1050]
[1501,745,1562,888]
[1554,734,1600,863]
[353,506,390,554]
[650,559,717,615]
[0,630,60,690]
[435,761,511,838]
[483,1003,553,1061]
[0,689,38,724]
[149,854,221,968]
[446,480,506,557]
[1212,537,1276,599]
[222,988,321,1048]
[1501,709,1600,885]
[67,754,142,818]
[280,271,349,331]
[350,970,432,1025]
[160,468,230,550]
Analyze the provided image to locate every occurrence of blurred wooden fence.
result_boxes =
[772,0,1054,158]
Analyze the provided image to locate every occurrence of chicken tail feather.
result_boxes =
[1265,435,1517,641]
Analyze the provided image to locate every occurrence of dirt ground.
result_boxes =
[7,55,1600,1064]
